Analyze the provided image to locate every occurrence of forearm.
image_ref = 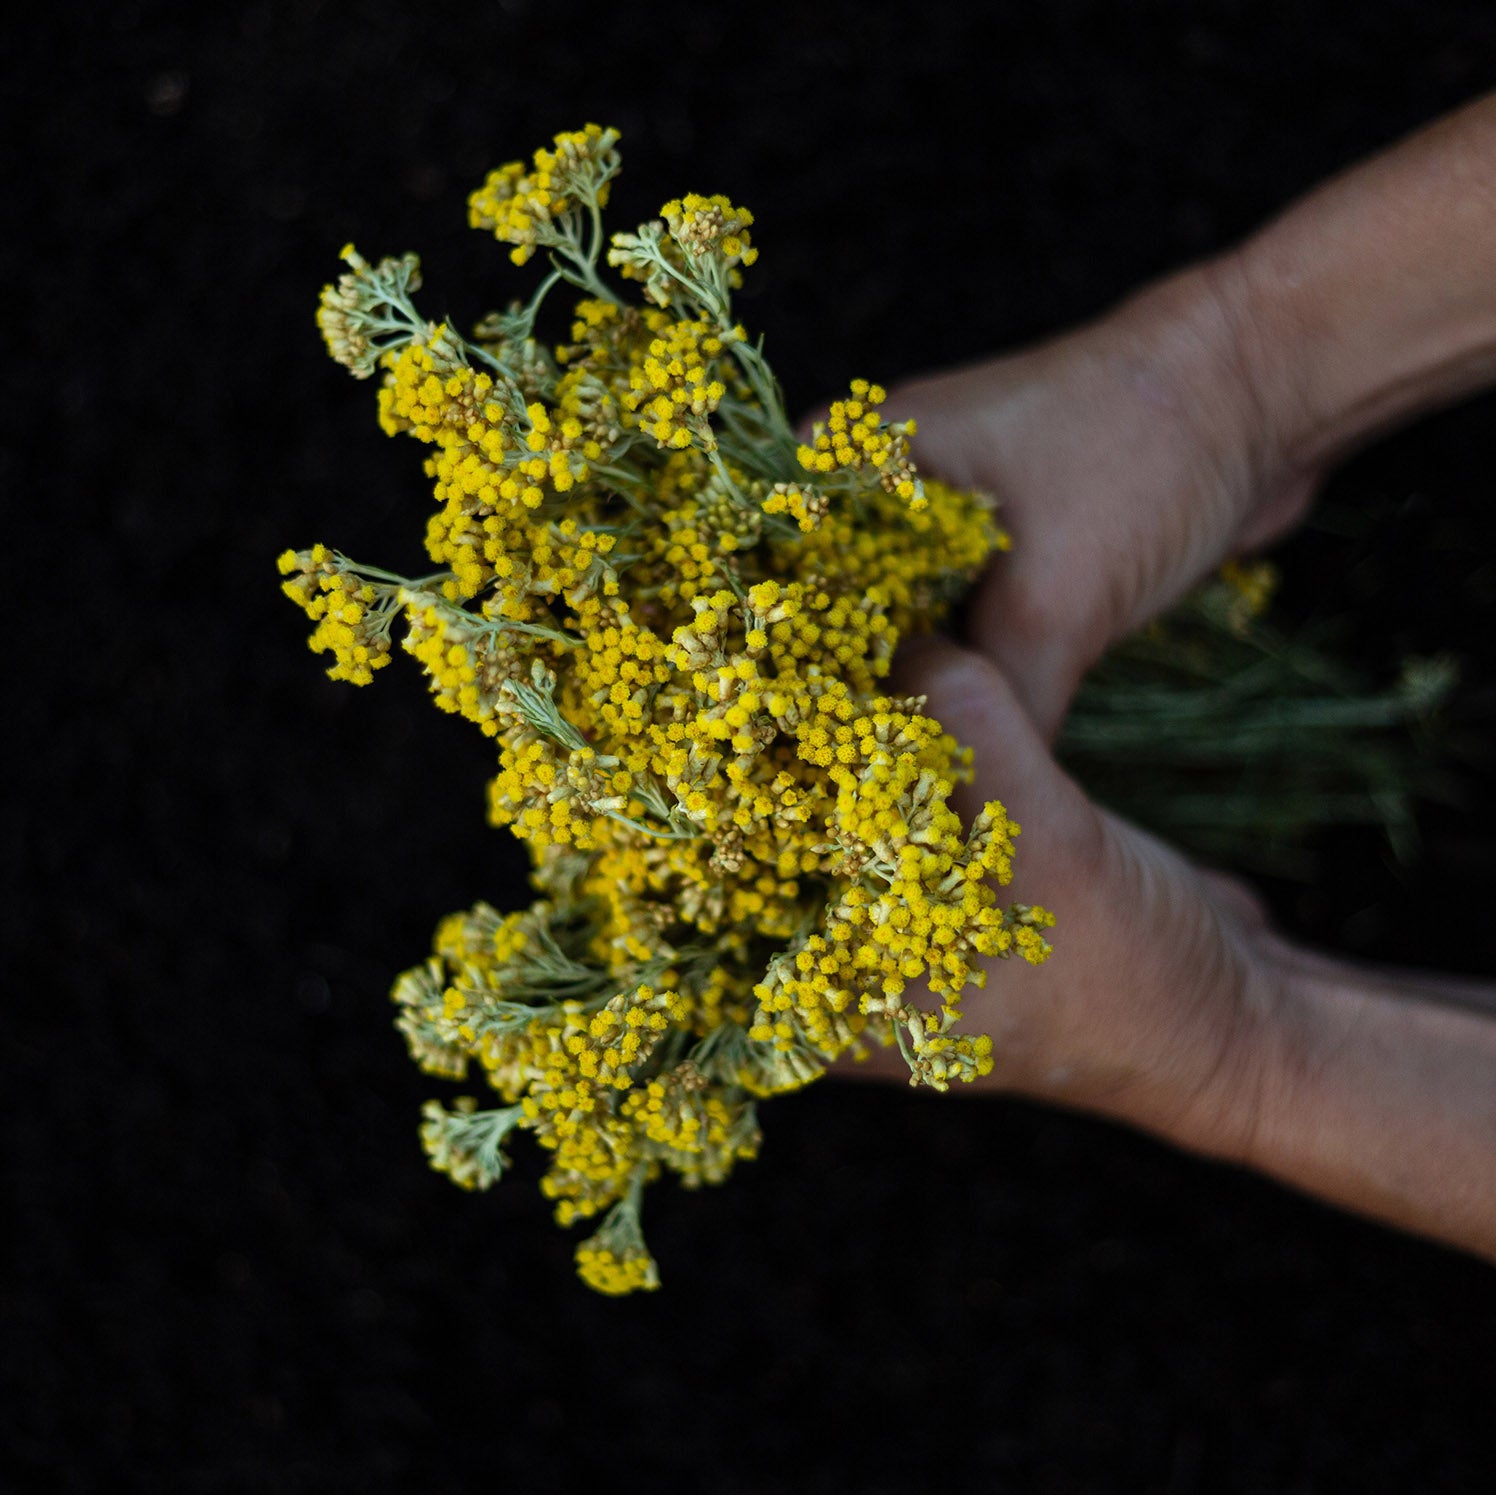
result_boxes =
[1214,951,1496,1262]
[1216,89,1496,477]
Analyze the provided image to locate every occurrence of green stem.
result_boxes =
[477,617,584,649]
[550,217,623,306]
[727,337,795,449]
[596,807,698,842]
[335,557,452,591]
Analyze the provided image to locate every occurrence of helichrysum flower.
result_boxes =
[315,246,429,379]
[277,544,398,684]
[281,129,1052,1293]
[468,124,622,266]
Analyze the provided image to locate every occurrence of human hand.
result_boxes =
[851,633,1496,1261]
[883,259,1318,741]
[848,630,1290,1165]
[831,93,1496,1257]
[888,92,1496,744]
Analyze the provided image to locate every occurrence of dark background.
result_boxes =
[7,3,1496,1490]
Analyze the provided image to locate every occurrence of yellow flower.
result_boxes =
[659,192,759,269]
[797,379,927,509]
[277,545,395,685]
[286,126,1046,1295]
[468,125,621,265]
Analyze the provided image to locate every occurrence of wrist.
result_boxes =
[1094,928,1299,1170]
[1201,93,1496,477]
[1229,949,1496,1260]
[1096,254,1314,560]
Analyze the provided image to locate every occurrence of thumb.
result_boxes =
[890,631,1103,883]
[963,576,1091,746]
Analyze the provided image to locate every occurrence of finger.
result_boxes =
[961,585,1089,747]
[889,632,1098,868]
[882,632,1116,1098]
[883,373,1107,741]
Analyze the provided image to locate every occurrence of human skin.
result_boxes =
[850,91,1496,1263]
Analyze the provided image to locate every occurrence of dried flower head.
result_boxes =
[281,129,1049,1293]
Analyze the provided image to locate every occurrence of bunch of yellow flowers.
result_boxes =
[282,125,1053,1295]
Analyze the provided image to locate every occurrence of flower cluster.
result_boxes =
[315,247,427,379]
[660,194,758,268]
[468,124,622,266]
[798,380,925,510]
[277,544,398,684]
[285,129,1052,1293]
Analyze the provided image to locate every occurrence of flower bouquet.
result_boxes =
[280,126,1446,1293]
